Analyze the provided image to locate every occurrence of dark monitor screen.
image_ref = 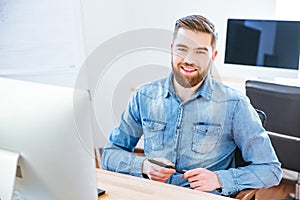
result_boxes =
[224,19,300,70]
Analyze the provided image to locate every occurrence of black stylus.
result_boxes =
[147,158,185,174]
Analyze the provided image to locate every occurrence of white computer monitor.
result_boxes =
[0,78,97,200]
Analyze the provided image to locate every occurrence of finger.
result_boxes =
[189,180,203,189]
[194,183,214,192]
[189,179,209,192]
[187,175,201,183]
[149,167,175,183]
[149,171,170,182]
[183,168,204,179]
[150,176,168,182]
[149,175,167,182]
[189,171,209,181]
[193,185,206,192]
[149,167,174,179]
[149,173,167,180]
[149,169,170,178]
[160,167,176,175]
[151,164,175,175]
[150,161,176,174]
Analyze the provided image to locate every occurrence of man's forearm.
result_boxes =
[215,162,282,196]
[101,142,146,177]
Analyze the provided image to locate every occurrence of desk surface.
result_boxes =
[96,169,233,200]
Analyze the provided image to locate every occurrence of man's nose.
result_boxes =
[183,52,195,64]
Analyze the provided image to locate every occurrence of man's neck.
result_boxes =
[173,78,203,102]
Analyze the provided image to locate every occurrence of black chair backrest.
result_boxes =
[245,80,300,172]
[245,80,300,138]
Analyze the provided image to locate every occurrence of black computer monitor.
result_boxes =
[224,18,300,80]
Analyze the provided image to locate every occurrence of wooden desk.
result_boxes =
[96,169,233,200]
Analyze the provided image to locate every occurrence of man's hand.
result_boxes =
[142,158,176,183]
[182,168,221,192]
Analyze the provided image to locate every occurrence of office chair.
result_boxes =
[246,80,300,200]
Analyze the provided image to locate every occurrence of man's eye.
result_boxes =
[177,48,187,52]
[196,50,206,54]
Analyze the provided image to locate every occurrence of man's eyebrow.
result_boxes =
[175,44,188,48]
[175,44,209,52]
[195,47,209,52]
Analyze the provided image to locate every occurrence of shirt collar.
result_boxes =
[165,73,213,100]
[195,74,213,100]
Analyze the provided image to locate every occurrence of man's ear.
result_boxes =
[212,50,218,61]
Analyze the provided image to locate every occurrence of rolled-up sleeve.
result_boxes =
[215,97,282,196]
[101,91,146,177]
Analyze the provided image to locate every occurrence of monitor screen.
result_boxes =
[224,19,300,70]
[0,78,97,200]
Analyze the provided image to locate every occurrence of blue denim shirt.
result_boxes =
[101,74,282,196]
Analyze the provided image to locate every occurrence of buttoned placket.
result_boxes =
[171,94,201,167]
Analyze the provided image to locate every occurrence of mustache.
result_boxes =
[179,62,197,69]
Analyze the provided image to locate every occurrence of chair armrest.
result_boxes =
[266,131,300,142]
[235,189,258,200]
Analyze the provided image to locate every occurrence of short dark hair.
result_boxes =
[173,15,218,50]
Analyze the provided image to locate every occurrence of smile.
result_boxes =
[181,66,197,73]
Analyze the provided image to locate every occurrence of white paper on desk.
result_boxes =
[0,149,20,200]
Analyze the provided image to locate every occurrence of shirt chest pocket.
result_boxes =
[192,123,222,155]
[142,119,166,152]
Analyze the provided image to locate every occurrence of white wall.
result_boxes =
[275,0,300,20]
[0,0,85,87]
[80,0,278,147]
[81,0,276,57]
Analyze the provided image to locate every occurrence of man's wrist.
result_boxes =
[142,158,150,179]
[142,158,149,174]
[214,170,222,192]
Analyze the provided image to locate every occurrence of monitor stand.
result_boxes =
[0,149,20,200]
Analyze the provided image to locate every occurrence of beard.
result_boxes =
[171,59,211,88]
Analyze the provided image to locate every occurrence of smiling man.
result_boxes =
[171,21,218,101]
[101,15,282,197]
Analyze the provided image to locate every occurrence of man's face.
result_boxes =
[171,28,217,88]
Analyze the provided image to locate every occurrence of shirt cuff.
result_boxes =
[129,155,147,177]
[215,170,239,196]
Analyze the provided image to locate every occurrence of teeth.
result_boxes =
[182,67,195,72]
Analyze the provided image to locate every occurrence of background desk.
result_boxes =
[96,169,233,200]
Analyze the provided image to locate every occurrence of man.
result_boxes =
[101,15,282,196]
